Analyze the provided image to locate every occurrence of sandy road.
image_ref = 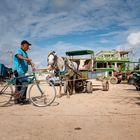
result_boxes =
[0,84,140,140]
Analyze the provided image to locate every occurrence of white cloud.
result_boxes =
[116,31,140,51]
[100,39,110,43]
[0,0,140,67]
[0,0,139,40]
[116,43,131,51]
[127,32,140,45]
[115,31,140,61]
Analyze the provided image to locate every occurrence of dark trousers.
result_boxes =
[14,71,28,100]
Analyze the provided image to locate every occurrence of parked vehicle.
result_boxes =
[128,71,140,90]
[110,71,131,84]
[49,76,64,86]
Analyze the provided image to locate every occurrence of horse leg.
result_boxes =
[73,75,76,94]
[57,77,62,98]
[66,79,70,98]
[57,83,61,98]
[69,79,74,96]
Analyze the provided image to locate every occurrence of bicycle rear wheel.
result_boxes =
[0,84,13,107]
[29,80,56,107]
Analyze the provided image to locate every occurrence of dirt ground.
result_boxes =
[0,83,140,140]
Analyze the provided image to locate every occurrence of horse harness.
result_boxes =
[48,51,79,77]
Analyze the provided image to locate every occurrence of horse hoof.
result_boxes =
[56,95,62,98]
[67,95,70,98]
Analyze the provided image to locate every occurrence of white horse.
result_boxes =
[47,51,78,98]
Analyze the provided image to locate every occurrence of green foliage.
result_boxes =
[119,63,126,71]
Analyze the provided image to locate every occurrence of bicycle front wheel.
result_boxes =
[29,80,56,107]
[0,84,13,107]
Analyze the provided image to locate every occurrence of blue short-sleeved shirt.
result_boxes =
[13,48,28,74]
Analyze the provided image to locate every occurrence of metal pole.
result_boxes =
[7,51,13,67]
[139,59,140,70]
[132,48,134,69]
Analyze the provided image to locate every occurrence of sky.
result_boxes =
[0,0,140,68]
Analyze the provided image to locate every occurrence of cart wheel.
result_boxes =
[63,81,67,93]
[86,81,92,93]
[75,80,84,93]
[110,77,118,84]
[136,86,140,91]
[102,80,109,91]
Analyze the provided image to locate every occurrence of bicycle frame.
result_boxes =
[9,72,36,85]
[0,72,36,93]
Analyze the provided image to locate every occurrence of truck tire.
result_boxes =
[110,77,118,84]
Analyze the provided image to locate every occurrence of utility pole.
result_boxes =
[7,51,13,67]
[139,59,140,70]
[132,48,135,70]
[130,47,135,70]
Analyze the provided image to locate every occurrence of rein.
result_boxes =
[48,51,58,69]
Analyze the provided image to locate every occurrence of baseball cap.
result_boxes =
[21,40,32,46]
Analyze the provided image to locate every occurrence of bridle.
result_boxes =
[47,51,58,69]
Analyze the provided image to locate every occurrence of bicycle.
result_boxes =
[0,72,56,107]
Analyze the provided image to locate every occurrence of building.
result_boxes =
[95,50,130,76]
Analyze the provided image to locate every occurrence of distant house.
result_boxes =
[95,50,130,76]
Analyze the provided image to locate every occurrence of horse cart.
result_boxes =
[47,50,109,98]
[65,50,109,94]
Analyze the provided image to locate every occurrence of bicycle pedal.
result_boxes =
[14,92,20,97]
[36,80,40,84]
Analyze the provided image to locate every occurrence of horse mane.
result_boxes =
[56,56,65,71]
[64,57,77,71]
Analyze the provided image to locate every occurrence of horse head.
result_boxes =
[47,51,57,70]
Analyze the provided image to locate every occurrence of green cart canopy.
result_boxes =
[66,50,94,56]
